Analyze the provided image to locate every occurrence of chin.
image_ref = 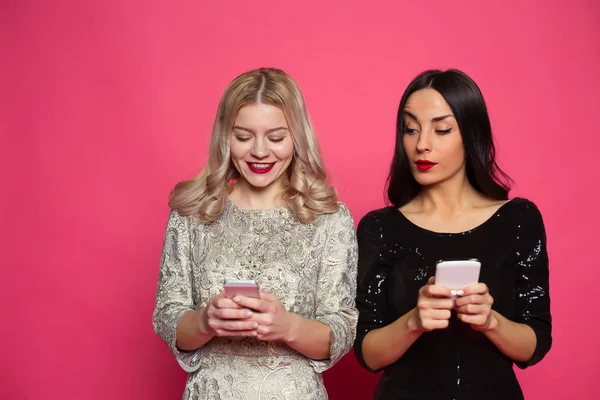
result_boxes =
[242,172,284,189]
[413,176,443,187]
[244,178,275,189]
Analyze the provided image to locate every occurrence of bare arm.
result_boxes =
[456,201,552,366]
[483,311,537,362]
[177,293,262,350]
[285,313,332,360]
[359,278,454,370]
[232,292,332,359]
[360,308,422,370]
[175,308,215,351]
[455,284,542,364]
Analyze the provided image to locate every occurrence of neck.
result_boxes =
[229,178,286,210]
[416,173,481,214]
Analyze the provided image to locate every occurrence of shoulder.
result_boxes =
[499,198,547,240]
[316,201,356,230]
[313,203,358,251]
[505,197,545,223]
[167,208,205,232]
[167,209,186,226]
[333,201,354,220]
[357,206,397,233]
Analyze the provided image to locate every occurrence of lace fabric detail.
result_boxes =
[153,200,358,399]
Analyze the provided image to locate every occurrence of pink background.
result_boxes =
[2,0,599,399]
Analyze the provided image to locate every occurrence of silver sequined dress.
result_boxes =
[153,200,358,400]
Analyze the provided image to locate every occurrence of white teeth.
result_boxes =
[250,163,272,169]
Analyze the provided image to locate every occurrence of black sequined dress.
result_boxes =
[354,198,552,400]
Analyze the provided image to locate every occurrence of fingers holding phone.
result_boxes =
[204,281,260,337]
[432,260,497,331]
[411,259,482,333]
[411,278,454,332]
[455,283,497,331]
[232,291,295,342]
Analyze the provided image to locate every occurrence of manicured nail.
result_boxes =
[233,297,241,302]
[457,290,464,296]
[451,290,458,296]
[245,311,252,317]
[252,322,258,328]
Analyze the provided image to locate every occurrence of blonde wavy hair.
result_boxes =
[168,68,339,223]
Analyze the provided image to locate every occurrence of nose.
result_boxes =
[416,131,432,153]
[251,138,270,159]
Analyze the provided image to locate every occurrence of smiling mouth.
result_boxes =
[247,162,275,174]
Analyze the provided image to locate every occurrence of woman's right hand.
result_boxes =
[203,292,258,337]
[409,277,454,332]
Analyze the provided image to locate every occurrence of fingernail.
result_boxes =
[252,331,257,336]
[457,290,464,296]
[233,297,240,302]
[451,290,458,296]
[252,322,258,328]
[245,311,252,317]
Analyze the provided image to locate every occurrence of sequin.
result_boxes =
[354,198,552,399]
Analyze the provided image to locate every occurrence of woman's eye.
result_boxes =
[235,136,251,142]
[269,137,284,143]
[404,127,418,135]
[436,128,452,134]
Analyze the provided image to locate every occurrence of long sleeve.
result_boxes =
[513,201,552,369]
[152,210,202,372]
[309,203,359,373]
[353,211,391,373]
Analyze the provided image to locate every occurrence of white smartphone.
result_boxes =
[434,259,481,290]
[223,279,260,299]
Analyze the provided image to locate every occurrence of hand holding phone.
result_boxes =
[203,281,260,338]
[409,260,481,333]
[230,290,294,342]
[412,276,455,332]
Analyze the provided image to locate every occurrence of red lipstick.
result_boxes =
[415,160,437,172]
[247,162,275,174]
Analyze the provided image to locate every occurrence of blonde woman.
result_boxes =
[153,68,358,399]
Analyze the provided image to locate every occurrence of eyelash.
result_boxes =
[403,127,452,135]
[234,136,285,143]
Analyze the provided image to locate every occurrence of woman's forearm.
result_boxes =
[483,311,537,362]
[361,308,423,371]
[176,308,215,351]
[284,314,332,360]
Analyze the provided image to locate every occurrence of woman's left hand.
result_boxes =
[233,292,297,342]
[455,283,498,332]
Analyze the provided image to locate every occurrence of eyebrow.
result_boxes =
[232,125,289,134]
[403,111,454,122]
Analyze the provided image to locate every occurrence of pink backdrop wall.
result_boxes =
[2,0,599,398]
